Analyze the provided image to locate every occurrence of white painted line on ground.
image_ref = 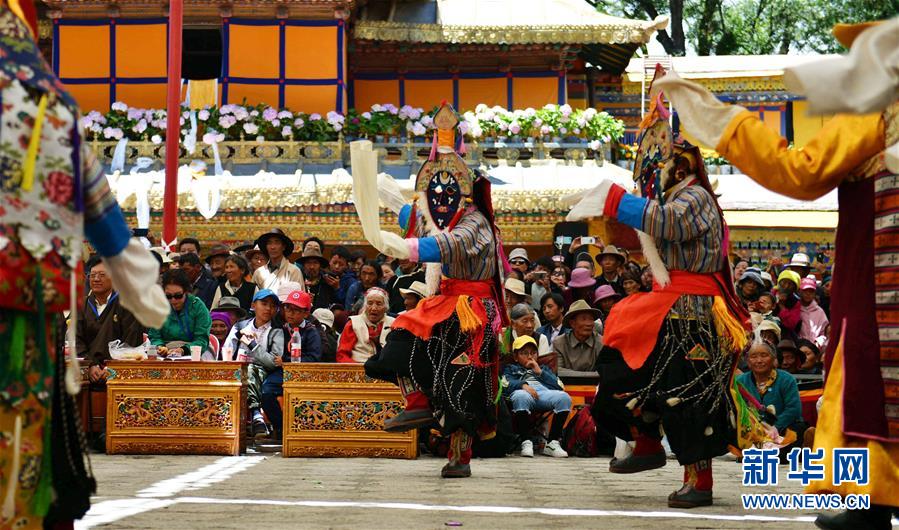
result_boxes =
[76,456,265,529]
[171,496,818,523]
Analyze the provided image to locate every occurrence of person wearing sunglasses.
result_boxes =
[148,269,211,357]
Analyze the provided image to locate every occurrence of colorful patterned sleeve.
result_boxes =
[606,185,714,243]
[420,210,489,264]
[81,144,132,257]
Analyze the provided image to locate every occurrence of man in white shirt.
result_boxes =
[252,228,304,293]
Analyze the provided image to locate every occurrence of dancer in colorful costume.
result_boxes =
[351,103,509,478]
[655,17,898,530]
[567,87,756,508]
[0,2,168,526]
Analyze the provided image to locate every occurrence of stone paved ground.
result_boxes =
[76,452,828,529]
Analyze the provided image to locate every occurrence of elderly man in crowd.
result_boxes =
[252,228,304,293]
[553,300,603,372]
[205,244,232,281]
[77,257,145,383]
[501,303,552,358]
[386,259,426,315]
[336,287,394,363]
[177,252,218,309]
[298,246,335,311]
[595,245,626,296]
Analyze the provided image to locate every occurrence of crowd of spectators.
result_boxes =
[77,228,827,455]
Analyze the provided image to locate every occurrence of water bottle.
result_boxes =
[290,329,302,363]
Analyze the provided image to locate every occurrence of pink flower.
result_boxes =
[294,118,305,128]
[263,107,278,121]
[198,109,211,121]
[281,126,293,137]
[310,113,322,121]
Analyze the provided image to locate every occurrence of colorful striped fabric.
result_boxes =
[639,183,723,275]
[431,208,497,281]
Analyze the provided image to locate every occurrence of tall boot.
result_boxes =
[383,377,434,433]
[441,430,472,478]
[609,426,666,473]
[668,459,713,508]
[814,505,893,530]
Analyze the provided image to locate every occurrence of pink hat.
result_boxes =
[594,284,621,302]
[283,290,312,309]
[800,277,817,291]
[568,268,597,289]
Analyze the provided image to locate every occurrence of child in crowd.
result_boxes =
[502,336,571,458]
[223,289,286,438]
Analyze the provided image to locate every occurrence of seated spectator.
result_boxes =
[733,259,749,284]
[504,277,528,308]
[328,246,357,306]
[526,256,557,311]
[245,246,267,273]
[755,292,778,321]
[178,252,218,309]
[149,247,174,276]
[399,281,428,314]
[223,289,285,438]
[385,259,426,315]
[554,300,603,372]
[281,290,322,362]
[337,288,394,363]
[738,340,810,456]
[799,277,829,351]
[640,266,653,292]
[208,312,233,359]
[796,339,823,375]
[508,248,530,275]
[501,304,552,357]
[503,336,570,458]
[350,251,366,276]
[313,308,339,362]
[776,270,802,340]
[298,246,336,310]
[563,268,596,308]
[757,320,782,349]
[77,258,145,383]
[381,263,396,284]
[252,228,304,293]
[537,293,569,345]
[346,260,383,313]
[179,237,201,256]
[212,255,257,311]
[621,271,642,296]
[595,245,626,296]
[737,269,765,309]
[216,296,248,327]
[593,285,621,322]
[149,269,211,357]
[256,290,323,438]
[777,339,802,374]
[205,244,231,281]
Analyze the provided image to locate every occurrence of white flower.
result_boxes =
[281,126,293,137]
[87,110,105,123]
[326,111,345,125]
[133,119,148,134]
[468,122,483,138]
[127,108,144,120]
[111,101,128,112]
[233,107,249,120]
[475,104,489,113]
[278,110,293,119]
[584,108,597,119]
[219,104,235,115]
[420,115,433,127]
[202,131,224,144]
[310,113,322,121]
[573,128,581,135]
[255,135,265,142]
[361,112,371,119]
[411,121,427,136]
[218,115,237,128]
[540,125,552,135]
[262,107,278,121]
[243,123,259,135]
[588,140,601,150]
[102,126,122,139]
[560,104,572,117]
[543,103,557,111]
[371,104,384,112]
[559,126,567,134]
[78,116,93,129]
[182,110,190,119]
[384,104,398,115]
[151,134,163,144]
[534,118,543,127]
[272,119,280,127]
[457,121,470,135]
[508,122,521,135]
[524,107,537,118]
[198,109,210,121]
[250,110,259,117]
[576,117,587,128]
[90,123,102,133]
[294,118,305,128]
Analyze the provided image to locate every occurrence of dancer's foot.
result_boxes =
[814,506,892,530]
[609,450,666,473]
[441,462,471,478]
[383,409,434,432]
[667,484,712,508]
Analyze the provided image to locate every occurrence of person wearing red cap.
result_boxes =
[259,290,322,438]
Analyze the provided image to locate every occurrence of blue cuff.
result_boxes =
[85,202,132,257]
[616,193,648,231]
[418,237,441,262]
[398,204,413,231]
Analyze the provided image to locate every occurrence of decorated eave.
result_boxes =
[40,0,358,20]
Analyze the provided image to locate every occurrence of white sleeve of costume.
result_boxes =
[564,180,612,222]
[652,70,745,148]
[784,18,899,116]
[350,141,410,259]
[103,239,168,328]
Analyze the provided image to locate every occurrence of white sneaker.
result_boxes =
[543,439,568,458]
[520,439,534,457]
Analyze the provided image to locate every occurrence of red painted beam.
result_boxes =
[162,0,183,249]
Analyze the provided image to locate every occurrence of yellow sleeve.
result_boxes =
[716,111,885,200]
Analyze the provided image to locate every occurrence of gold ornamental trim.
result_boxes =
[354,20,658,45]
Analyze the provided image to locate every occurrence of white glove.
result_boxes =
[652,70,745,148]
[564,179,613,222]
[376,230,411,260]
[104,239,168,328]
